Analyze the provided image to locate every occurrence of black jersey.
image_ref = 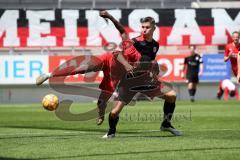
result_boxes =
[132,36,159,61]
[184,54,203,77]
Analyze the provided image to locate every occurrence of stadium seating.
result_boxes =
[0,0,208,9]
[0,0,239,10]
[0,0,59,9]
[192,0,240,8]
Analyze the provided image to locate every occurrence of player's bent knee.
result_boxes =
[164,90,176,103]
[110,112,119,119]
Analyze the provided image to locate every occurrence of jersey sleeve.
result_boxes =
[122,38,141,62]
[155,42,159,53]
[121,38,134,51]
[153,43,159,59]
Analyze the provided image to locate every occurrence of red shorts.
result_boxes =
[98,53,115,93]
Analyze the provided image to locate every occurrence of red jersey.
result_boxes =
[99,40,141,93]
[224,42,240,76]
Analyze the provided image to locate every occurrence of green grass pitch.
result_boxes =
[0,100,240,160]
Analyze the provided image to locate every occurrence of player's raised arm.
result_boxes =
[113,51,134,72]
[99,10,135,72]
[99,10,128,40]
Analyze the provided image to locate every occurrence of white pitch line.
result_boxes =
[134,128,240,133]
[0,128,239,137]
[0,131,90,136]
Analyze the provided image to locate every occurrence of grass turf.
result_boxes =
[0,100,240,160]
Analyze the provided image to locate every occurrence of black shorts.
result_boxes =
[187,75,199,83]
[117,71,173,105]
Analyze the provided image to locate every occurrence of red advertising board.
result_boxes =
[49,54,189,83]
[156,54,188,82]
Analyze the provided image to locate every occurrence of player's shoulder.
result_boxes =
[152,38,159,46]
[132,35,143,42]
[194,54,202,61]
[225,43,233,48]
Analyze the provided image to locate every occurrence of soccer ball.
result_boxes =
[42,94,59,111]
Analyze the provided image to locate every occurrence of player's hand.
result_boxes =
[124,63,134,73]
[133,61,140,68]
[198,71,203,76]
[99,10,111,19]
[124,64,135,78]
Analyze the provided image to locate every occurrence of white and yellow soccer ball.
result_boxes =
[42,94,59,111]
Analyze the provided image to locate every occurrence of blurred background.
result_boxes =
[0,0,239,103]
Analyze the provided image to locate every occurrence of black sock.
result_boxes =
[192,89,196,96]
[188,89,194,97]
[162,101,176,126]
[108,113,119,134]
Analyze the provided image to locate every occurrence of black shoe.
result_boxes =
[160,122,182,136]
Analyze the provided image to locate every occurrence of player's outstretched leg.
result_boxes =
[36,73,50,86]
[160,90,182,136]
[36,65,93,86]
[36,58,103,86]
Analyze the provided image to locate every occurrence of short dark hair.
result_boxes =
[190,45,196,50]
[140,17,156,26]
[232,31,239,35]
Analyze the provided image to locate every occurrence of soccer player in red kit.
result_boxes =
[224,31,240,79]
[217,79,238,100]
[36,11,141,125]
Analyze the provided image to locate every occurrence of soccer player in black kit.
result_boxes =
[101,12,182,138]
[181,45,203,102]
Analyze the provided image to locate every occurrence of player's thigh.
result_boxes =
[192,82,197,88]
[85,55,105,72]
[117,86,136,105]
[143,82,175,102]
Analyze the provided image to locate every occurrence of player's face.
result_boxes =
[232,33,239,44]
[141,22,155,38]
[190,46,195,55]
